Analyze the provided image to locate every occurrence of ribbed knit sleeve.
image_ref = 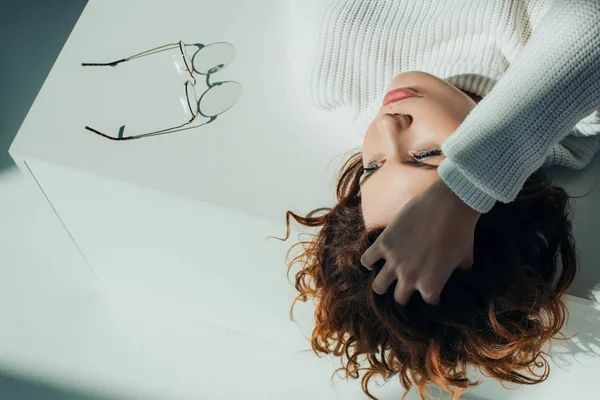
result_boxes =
[542,105,600,169]
[438,0,600,213]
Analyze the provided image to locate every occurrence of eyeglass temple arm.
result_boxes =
[81,42,180,67]
[84,125,128,140]
[84,114,205,141]
[82,59,127,67]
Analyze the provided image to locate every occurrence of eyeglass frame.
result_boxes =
[81,40,238,141]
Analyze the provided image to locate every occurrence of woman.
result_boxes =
[272,1,600,399]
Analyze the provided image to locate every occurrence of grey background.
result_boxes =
[0,0,88,172]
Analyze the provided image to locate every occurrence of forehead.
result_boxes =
[360,163,440,227]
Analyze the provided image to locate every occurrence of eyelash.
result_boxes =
[361,148,443,173]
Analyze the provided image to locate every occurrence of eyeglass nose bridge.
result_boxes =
[207,64,225,74]
[180,42,240,119]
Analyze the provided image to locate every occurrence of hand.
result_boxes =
[360,177,481,307]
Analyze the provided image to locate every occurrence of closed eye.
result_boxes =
[359,149,442,187]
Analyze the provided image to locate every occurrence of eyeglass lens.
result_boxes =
[181,41,241,118]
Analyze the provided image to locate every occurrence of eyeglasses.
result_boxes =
[81,40,242,141]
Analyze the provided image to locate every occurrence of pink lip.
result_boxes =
[382,88,418,106]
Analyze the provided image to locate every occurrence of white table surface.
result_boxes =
[9,0,361,225]
[9,0,600,303]
[4,0,600,398]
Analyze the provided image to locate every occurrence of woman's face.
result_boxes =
[360,71,481,229]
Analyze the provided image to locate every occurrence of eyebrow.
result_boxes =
[359,159,439,188]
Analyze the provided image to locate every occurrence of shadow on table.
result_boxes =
[0,369,122,400]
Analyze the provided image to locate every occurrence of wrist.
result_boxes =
[432,177,481,219]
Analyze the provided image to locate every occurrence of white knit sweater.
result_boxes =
[287,0,600,213]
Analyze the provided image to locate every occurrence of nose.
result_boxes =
[376,113,411,151]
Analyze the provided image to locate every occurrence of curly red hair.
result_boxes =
[267,149,588,400]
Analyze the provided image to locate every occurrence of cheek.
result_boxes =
[362,123,378,150]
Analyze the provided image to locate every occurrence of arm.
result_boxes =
[542,105,600,169]
[438,0,600,214]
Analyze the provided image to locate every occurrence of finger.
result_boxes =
[393,275,416,307]
[458,260,473,270]
[418,268,451,306]
[371,263,396,295]
[420,290,441,306]
[459,238,476,270]
[360,245,380,270]
[458,251,475,270]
